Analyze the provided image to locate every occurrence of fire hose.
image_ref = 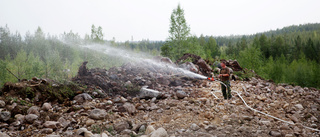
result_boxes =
[206,77,320,133]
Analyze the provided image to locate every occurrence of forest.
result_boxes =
[0,21,319,88]
[161,23,320,88]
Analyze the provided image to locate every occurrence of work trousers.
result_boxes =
[221,80,232,99]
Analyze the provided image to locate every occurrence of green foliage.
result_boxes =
[91,124,104,134]
[162,4,191,60]
[91,25,104,43]
[238,45,263,72]
[218,23,320,88]
[233,70,256,80]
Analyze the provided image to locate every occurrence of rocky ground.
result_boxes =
[0,57,319,137]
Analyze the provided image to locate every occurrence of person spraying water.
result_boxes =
[218,62,232,99]
[207,62,232,100]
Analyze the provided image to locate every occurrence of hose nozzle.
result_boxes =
[207,77,215,81]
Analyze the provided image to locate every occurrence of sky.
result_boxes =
[0,0,319,42]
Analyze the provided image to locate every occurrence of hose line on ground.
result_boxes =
[212,80,320,133]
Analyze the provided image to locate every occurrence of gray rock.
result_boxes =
[310,116,318,122]
[86,119,95,126]
[121,129,132,135]
[139,87,161,99]
[285,134,294,137]
[139,125,146,133]
[280,124,290,130]
[114,121,130,132]
[46,135,60,137]
[76,128,93,137]
[43,121,60,129]
[11,121,21,127]
[6,103,17,111]
[15,114,25,123]
[25,114,38,123]
[269,131,282,137]
[92,133,109,137]
[145,125,155,135]
[74,93,93,103]
[0,111,11,121]
[0,100,6,108]
[290,115,299,123]
[294,104,304,110]
[242,115,253,121]
[62,131,74,137]
[286,89,293,95]
[0,131,10,137]
[58,117,70,128]
[123,102,136,115]
[89,109,107,120]
[190,123,200,131]
[42,103,52,111]
[205,124,217,131]
[150,127,168,137]
[176,90,188,99]
[41,128,53,134]
[150,103,159,110]
[27,106,40,116]
[260,120,271,126]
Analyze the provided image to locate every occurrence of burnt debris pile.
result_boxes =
[72,56,214,98]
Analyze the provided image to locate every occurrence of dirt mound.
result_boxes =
[72,59,204,98]
[220,59,243,71]
[176,53,213,76]
[1,78,80,104]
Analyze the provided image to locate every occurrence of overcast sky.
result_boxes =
[1,0,319,42]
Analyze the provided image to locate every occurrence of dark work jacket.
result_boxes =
[220,67,230,81]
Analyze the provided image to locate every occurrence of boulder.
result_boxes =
[0,111,11,121]
[25,114,38,123]
[58,117,70,128]
[269,131,282,137]
[123,102,136,115]
[0,100,6,108]
[205,124,217,131]
[41,128,53,134]
[160,57,173,64]
[89,109,107,120]
[190,123,200,131]
[76,128,93,137]
[42,103,52,111]
[0,132,10,137]
[176,90,188,99]
[86,119,95,126]
[43,121,60,129]
[114,121,130,132]
[74,93,93,103]
[27,106,40,116]
[145,125,155,135]
[91,133,109,137]
[150,127,168,137]
[294,104,304,110]
[276,86,286,93]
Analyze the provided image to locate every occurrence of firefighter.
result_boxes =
[218,62,232,99]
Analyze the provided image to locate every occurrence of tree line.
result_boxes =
[0,25,162,88]
[161,4,320,88]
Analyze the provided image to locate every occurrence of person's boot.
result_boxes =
[227,90,232,99]
[222,90,227,99]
